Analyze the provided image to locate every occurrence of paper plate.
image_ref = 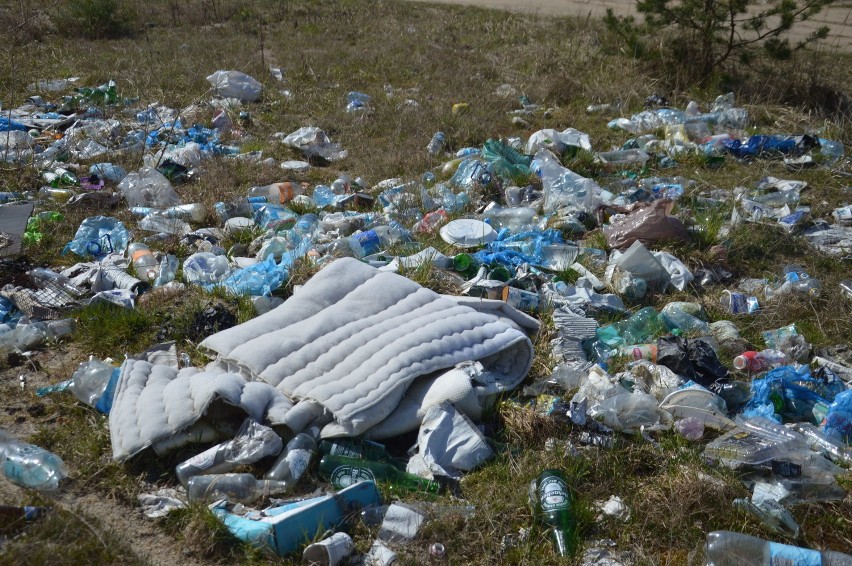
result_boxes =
[439,219,496,248]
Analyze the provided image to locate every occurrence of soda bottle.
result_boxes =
[529,469,575,557]
[318,455,439,494]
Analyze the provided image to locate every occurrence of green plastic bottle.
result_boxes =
[318,455,439,494]
[530,469,575,557]
[453,253,480,278]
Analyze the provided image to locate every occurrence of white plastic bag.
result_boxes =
[206,70,263,102]
[118,167,181,208]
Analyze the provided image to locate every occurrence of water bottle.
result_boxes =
[426,131,446,157]
[0,430,68,490]
[174,419,283,487]
[68,358,115,407]
[265,433,317,485]
[187,473,289,504]
[153,254,179,287]
[127,243,159,282]
[312,185,337,208]
[705,530,852,565]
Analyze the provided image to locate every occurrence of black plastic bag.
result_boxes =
[656,336,729,389]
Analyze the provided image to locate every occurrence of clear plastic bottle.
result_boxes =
[127,243,160,282]
[248,182,304,204]
[0,430,68,490]
[426,131,446,157]
[174,419,283,487]
[265,433,317,484]
[705,530,852,565]
[187,473,289,503]
[152,254,179,287]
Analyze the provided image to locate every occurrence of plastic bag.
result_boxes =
[656,336,730,389]
[533,149,601,214]
[206,70,263,102]
[118,167,181,209]
[525,128,592,156]
[603,199,689,251]
[63,216,130,257]
[609,240,670,288]
[822,390,852,444]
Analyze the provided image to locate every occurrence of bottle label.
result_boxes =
[183,446,218,470]
[767,542,821,566]
[286,449,311,480]
[278,182,296,204]
[329,441,360,458]
[330,464,375,488]
[539,475,570,512]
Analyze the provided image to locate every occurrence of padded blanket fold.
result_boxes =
[109,360,292,461]
[201,258,537,437]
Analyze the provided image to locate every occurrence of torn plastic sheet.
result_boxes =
[406,402,494,480]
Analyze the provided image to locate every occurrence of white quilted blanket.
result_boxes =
[201,258,537,437]
[109,362,292,461]
[109,258,537,460]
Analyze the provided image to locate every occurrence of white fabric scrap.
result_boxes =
[406,401,494,479]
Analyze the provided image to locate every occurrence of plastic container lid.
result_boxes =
[439,219,496,248]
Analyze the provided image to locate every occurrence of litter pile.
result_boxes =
[1,73,851,563]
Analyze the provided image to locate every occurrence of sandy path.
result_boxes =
[409,0,852,51]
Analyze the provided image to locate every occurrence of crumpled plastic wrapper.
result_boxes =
[603,199,689,251]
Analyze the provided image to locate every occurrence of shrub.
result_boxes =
[58,0,137,39]
[604,0,834,86]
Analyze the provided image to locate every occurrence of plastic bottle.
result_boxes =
[0,505,50,531]
[426,131,446,157]
[265,433,317,485]
[529,469,575,557]
[732,350,787,373]
[248,182,304,205]
[153,254,179,287]
[127,243,160,282]
[174,419,283,487]
[69,358,115,407]
[318,455,439,494]
[453,253,481,278]
[187,473,290,504]
[0,430,68,490]
[705,530,852,565]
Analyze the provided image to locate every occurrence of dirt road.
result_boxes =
[409,0,852,51]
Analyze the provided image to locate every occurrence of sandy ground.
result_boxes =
[409,0,852,51]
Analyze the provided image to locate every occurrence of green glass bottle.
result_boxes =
[453,253,480,278]
[318,455,439,495]
[319,438,390,461]
[530,469,575,556]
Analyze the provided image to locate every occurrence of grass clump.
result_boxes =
[56,0,138,39]
[0,504,146,565]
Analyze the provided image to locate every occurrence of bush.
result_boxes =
[605,0,834,87]
[59,0,137,39]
